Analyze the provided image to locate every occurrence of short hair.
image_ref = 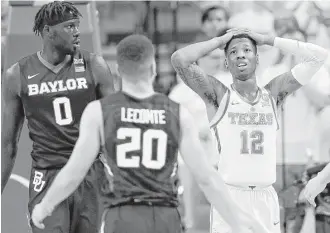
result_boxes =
[201,6,230,24]
[33,1,82,36]
[116,34,155,75]
[224,34,257,55]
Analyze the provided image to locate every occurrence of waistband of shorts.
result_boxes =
[110,199,177,208]
[226,183,272,191]
[32,157,102,170]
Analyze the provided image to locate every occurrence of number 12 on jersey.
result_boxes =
[240,130,264,155]
[116,127,168,169]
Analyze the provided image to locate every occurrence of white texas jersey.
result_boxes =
[210,85,279,186]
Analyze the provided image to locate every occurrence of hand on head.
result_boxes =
[218,31,234,49]
[226,28,268,46]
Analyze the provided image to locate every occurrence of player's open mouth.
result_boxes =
[237,63,247,68]
[73,40,80,47]
[237,63,248,70]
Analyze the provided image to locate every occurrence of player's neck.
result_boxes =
[121,78,155,99]
[232,78,258,95]
[41,45,68,66]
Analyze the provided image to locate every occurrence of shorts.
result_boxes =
[100,204,182,233]
[28,159,105,233]
[210,185,281,233]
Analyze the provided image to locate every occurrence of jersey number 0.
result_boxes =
[53,97,73,126]
[116,127,168,169]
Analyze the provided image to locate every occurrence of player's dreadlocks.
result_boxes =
[33,1,82,36]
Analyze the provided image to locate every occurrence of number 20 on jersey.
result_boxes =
[116,127,168,169]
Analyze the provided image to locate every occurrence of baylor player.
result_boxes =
[1,2,115,233]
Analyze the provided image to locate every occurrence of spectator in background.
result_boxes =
[228,1,274,35]
[273,13,300,38]
[195,5,230,42]
[195,6,231,79]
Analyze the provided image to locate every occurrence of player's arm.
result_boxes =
[1,63,25,193]
[90,54,117,98]
[300,163,330,206]
[36,101,103,214]
[171,36,230,109]
[264,37,329,105]
[178,106,262,232]
[314,163,330,186]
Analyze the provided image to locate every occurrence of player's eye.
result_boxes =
[67,24,76,29]
[245,48,251,52]
[230,50,236,54]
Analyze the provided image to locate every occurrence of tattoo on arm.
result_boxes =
[172,60,218,105]
[265,71,302,106]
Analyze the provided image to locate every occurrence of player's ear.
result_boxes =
[43,25,54,39]
[224,58,228,69]
[256,53,259,65]
[115,63,121,76]
[151,60,157,79]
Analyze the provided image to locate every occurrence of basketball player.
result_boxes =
[301,162,330,206]
[171,28,329,233]
[31,35,265,233]
[1,1,115,233]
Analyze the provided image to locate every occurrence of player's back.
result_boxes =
[18,50,97,169]
[210,85,279,186]
[100,92,181,207]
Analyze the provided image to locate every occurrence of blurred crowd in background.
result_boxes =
[1,1,330,233]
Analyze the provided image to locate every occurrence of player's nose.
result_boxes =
[236,50,245,59]
[73,26,80,37]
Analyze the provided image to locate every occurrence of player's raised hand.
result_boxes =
[227,28,272,46]
[31,202,52,229]
[299,176,327,206]
[217,31,234,49]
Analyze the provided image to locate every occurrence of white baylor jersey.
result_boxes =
[210,85,279,186]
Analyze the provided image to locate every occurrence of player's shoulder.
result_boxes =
[153,92,180,105]
[16,52,38,67]
[99,91,125,105]
[5,62,20,76]
[84,100,102,117]
[79,50,106,64]
[3,62,22,95]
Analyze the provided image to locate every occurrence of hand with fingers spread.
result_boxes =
[227,28,275,46]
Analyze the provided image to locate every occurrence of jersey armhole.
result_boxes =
[17,64,23,97]
[264,88,280,130]
[84,52,98,88]
[11,62,23,98]
[209,89,231,129]
[97,100,105,146]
